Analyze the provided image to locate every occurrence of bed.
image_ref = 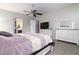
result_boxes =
[0,32,55,55]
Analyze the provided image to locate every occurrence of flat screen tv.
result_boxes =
[40,22,49,29]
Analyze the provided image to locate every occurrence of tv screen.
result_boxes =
[40,22,49,29]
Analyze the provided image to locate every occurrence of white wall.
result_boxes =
[0,9,30,34]
[53,4,79,29]
[37,4,79,29]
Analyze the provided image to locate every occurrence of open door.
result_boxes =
[15,18,23,33]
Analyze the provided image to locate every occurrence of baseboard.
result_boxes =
[57,40,77,45]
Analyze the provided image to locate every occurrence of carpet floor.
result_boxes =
[47,40,79,55]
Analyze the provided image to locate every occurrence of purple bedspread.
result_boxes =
[0,35,32,55]
[0,33,52,55]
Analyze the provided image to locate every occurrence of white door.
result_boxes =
[30,20,36,33]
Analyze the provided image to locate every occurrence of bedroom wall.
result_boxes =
[36,4,79,38]
[37,4,79,29]
[0,9,31,34]
[53,4,79,29]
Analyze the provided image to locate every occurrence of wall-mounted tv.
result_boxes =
[40,22,49,29]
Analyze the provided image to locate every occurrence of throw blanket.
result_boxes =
[0,33,52,55]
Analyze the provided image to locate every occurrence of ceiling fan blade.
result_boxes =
[33,10,37,12]
[35,13,43,15]
[31,10,37,13]
[24,10,30,13]
[33,14,36,17]
[26,13,31,16]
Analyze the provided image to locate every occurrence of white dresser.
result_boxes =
[56,29,79,44]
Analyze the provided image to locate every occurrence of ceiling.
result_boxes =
[33,3,72,13]
[0,3,71,14]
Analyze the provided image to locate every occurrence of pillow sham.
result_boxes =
[0,31,13,37]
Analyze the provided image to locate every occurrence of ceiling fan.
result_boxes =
[23,9,43,17]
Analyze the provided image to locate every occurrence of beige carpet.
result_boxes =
[47,40,79,55]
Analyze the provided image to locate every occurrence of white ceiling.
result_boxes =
[33,3,72,13]
[0,3,32,14]
[0,3,71,14]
